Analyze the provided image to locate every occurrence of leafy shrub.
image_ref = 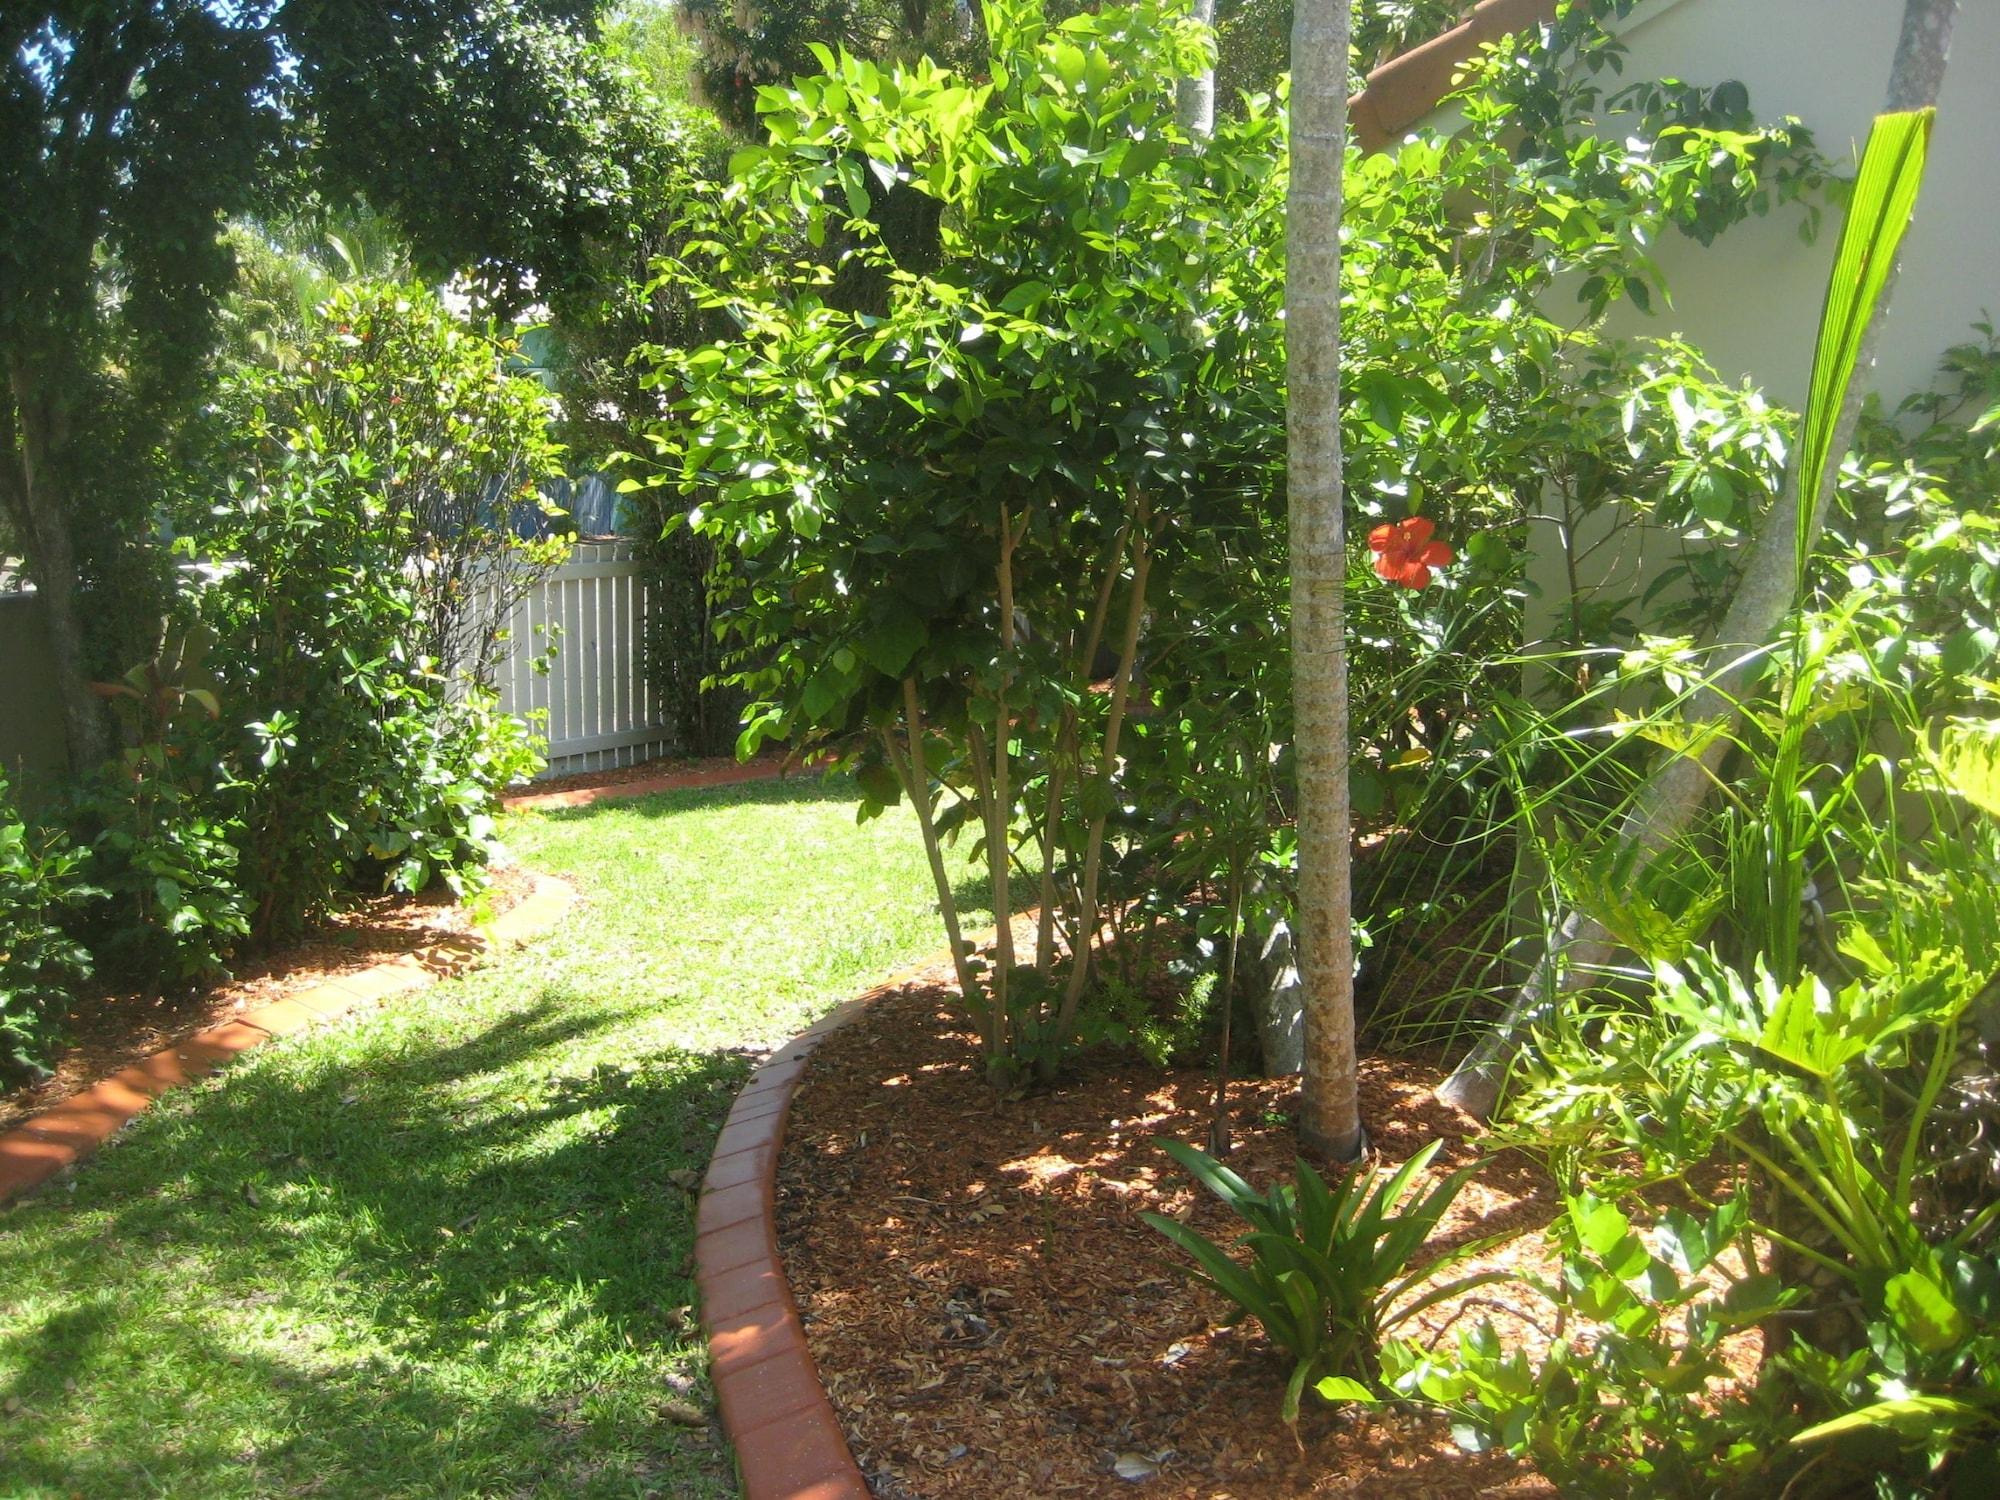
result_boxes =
[352,688,545,898]
[70,625,250,986]
[1398,623,2000,1494]
[1143,1138,1501,1422]
[0,773,97,1076]
[76,765,249,987]
[183,283,561,943]
[1384,1189,1796,1495]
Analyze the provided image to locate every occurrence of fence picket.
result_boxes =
[491,541,673,779]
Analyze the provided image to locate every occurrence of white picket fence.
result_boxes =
[495,540,675,778]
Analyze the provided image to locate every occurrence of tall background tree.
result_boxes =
[1287,0,1362,1159]
[2,0,637,772]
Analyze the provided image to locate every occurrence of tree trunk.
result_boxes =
[1288,0,1362,1162]
[1051,509,1153,1055]
[2,357,110,772]
[888,683,986,1023]
[1437,0,1959,1120]
[1177,0,1216,137]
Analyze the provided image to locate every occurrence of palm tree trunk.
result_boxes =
[1288,0,1362,1162]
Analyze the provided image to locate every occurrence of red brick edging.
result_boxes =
[697,941,983,1499]
[0,875,578,1206]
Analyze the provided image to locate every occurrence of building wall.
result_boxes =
[1603,0,2000,411]
[1523,0,1999,652]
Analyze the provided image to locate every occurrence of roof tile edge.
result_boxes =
[1350,0,1561,151]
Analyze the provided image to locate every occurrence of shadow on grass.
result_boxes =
[0,986,748,1497]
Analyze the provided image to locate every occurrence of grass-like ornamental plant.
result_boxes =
[1143,1137,1506,1422]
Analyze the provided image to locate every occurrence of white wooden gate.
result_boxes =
[496,540,674,778]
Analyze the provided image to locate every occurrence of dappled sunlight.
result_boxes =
[1,783,977,1496]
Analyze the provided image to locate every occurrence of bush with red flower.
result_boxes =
[1369,516,1454,588]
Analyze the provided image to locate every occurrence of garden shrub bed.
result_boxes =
[0,865,532,1134]
[777,981,1563,1498]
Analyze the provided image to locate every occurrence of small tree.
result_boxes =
[642,0,1288,1082]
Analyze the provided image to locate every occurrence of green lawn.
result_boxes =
[0,775,985,1499]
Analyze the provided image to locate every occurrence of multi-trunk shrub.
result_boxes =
[638,0,1826,1084]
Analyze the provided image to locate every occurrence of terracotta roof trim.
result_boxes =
[1350,0,1562,152]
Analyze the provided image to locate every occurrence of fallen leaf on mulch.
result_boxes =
[1113,1451,1165,1481]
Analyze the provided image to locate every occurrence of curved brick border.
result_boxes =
[696,995,871,1500]
[696,943,977,1500]
[0,874,577,1206]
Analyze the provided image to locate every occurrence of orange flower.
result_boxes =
[1368,516,1453,588]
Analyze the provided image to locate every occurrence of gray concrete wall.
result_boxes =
[0,593,68,801]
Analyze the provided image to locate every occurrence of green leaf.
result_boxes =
[857,608,927,677]
[1884,1269,1969,1355]
[1796,109,1933,568]
[1935,721,2000,819]
[1314,1376,1380,1405]
[1142,1212,1283,1332]
[1792,1395,1990,1445]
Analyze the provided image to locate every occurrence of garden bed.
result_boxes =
[0,865,532,1133]
[510,752,768,803]
[776,982,1563,1498]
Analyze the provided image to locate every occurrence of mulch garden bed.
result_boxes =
[777,978,1565,1498]
[511,752,756,801]
[0,864,533,1133]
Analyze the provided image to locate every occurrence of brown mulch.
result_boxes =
[0,865,532,1132]
[777,976,1564,1499]
[506,751,800,807]
[509,753,748,801]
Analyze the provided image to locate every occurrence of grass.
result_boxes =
[0,774,987,1499]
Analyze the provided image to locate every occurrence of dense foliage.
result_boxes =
[8,1,1994,1490]
[637,0,1822,1087]
[2,285,560,1028]
[0,772,96,1077]
[642,0,1287,1082]
[2,0,633,772]
[181,284,561,946]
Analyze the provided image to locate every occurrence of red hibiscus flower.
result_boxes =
[1368,516,1453,588]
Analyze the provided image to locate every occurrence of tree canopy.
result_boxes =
[1,0,641,768]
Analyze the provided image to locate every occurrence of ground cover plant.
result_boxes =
[0,775,986,1499]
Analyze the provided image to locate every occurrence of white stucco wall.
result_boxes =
[1515,0,1998,656]
[1604,0,2000,409]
